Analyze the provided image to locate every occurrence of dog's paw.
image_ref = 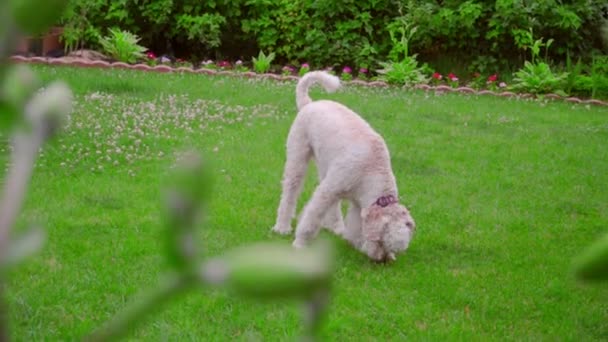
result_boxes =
[292,239,307,249]
[271,225,292,235]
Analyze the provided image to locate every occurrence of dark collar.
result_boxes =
[375,195,398,207]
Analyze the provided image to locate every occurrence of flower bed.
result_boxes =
[9,55,608,107]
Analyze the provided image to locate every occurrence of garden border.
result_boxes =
[9,55,608,107]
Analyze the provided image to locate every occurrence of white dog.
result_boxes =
[271,71,416,262]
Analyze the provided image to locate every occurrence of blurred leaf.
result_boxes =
[204,240,334,299]
[10,0,69,35]
[24,80,72,139]
[161,150,214,270]
[0,227,46,273]
[1,64,41,116]
[573,232,608,282]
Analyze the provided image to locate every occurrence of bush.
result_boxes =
[57,0,608,96]
[99,28,146,63]
[60,1,608,64]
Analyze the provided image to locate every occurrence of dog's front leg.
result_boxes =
[343,202,363,249]
[292,186,337,248]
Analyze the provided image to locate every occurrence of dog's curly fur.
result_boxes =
[271,71,416,262]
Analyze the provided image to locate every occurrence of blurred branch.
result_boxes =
[86,272,196,342]
[0,132,44,259]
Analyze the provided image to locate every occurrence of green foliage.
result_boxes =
[376,58,428,86]
[512,28,554,64]
[510,29,569,95]
[99,28,147,64]
[467,55,501,76]
[175,13,226,50]
[57,0,607,71]
[511,61,568,95]
[386,16,417,63]
[252,50,275,74]
[10,0,69,35]
[377,14,427,86]
[59,0,104,52]
[232,0,395,67]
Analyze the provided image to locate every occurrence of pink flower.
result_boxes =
[236,60,243,65]
[432,72,442,80]
[342,66,352,74]
[301,63,310,68]
[282,65,295,72]
[218,60,230,68]
[146,52,156,59]
[359,68,368,74]
[448,73,458,82]
[488,74,498,82]
[499,82,507,88]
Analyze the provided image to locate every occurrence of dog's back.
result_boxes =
[294,73,391,173]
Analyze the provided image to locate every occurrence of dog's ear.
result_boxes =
[361,205,386,242]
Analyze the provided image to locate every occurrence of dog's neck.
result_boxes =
[375,194,398,207]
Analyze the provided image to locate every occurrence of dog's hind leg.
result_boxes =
[272,128,311,235]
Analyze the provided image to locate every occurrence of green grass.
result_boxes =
[3,65,608,341]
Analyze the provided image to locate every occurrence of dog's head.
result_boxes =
[360,199,415,263]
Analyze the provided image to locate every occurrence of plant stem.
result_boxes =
[85,272,195,342]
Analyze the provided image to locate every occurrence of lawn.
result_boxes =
[4,65,608,341]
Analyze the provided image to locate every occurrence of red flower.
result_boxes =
[146,52,156,59]
[218,60,230,68]
[488,74,498,82]
[432,72,442,80]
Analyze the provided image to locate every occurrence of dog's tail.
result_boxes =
[296,71,341,111]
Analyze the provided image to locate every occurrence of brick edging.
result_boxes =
[9,55,608,107]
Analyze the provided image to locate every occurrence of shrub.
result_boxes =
[252,50,275,74]
[376,58,428,86]
[376,15,428,86]
[99,28,147,64]
[511,62,568,95]
[57,0,608,84]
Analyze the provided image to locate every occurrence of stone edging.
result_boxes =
[9,55,608,107]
